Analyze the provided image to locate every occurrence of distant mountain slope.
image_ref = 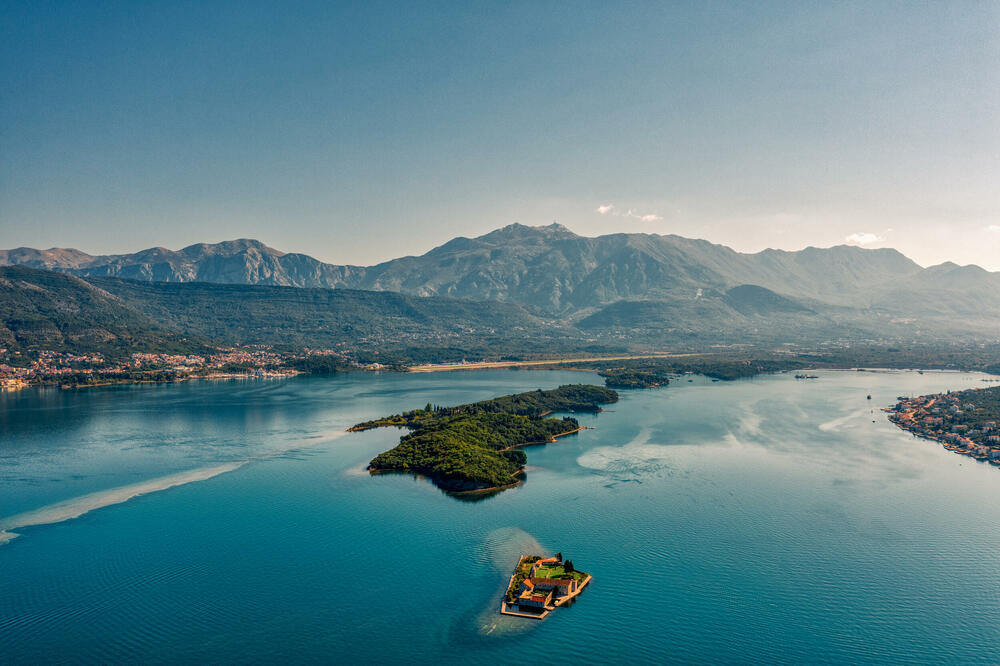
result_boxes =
[0,225,931,311]
[577,299,748,335]
[0,247,103,270]
[0,266,563,355]
[0,239,361,288]
[4,225,999,340]
[722,285,813,316]
[89,277,558,349]
[0,266,190,353]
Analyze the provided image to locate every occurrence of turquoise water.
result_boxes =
[2,370,1000,663]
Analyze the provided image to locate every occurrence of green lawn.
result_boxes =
[535,566,588,582]
[534,566,562,578]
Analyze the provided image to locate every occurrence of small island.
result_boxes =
[598,368,671,389]
[351,384,619,494]
[501,553,591,619]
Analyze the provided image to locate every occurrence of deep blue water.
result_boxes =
[2,370,999,664]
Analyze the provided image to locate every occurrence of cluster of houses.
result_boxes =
[889,391,1000,464]
[0,345,367,387]
[0,349,101,388]
[502,554,590,619]
[516,557,581,610]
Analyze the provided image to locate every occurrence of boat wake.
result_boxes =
[0,462,245,546]
[473,527,547,636]
[0,428,350,547]
[818,407,870,432]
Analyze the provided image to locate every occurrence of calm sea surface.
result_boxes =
[2,369,999,664]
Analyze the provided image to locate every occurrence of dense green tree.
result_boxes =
[360,385,618,492]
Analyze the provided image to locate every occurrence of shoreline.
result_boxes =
[499,426,591,452]
[20,371,302,391]
[14,364,995,392]
[379,425,593,496]
[888,420,1000,466]
[886,385,1000,467]
[406,353,696,373]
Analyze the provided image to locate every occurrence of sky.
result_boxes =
[1,1,998,269]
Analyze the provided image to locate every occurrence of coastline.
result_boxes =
[406,353,695,373]
[499,425,592,451]
[885,384,1000,466]
[371,425,593,496]
[888,419,1000,466]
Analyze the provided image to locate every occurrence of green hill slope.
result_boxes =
[0,266,196,354]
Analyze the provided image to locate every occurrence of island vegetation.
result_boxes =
[353,385,618,493]
[569,356,807,387]
[599,368,671,389]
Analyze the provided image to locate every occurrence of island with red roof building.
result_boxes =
[501,553,592,619]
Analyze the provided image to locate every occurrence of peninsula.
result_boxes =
[887,385,1000,464]
[351,384,618,493]
[501,553,591,619]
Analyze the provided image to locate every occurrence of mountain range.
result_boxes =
[0,265,586,360]
[4,224,1000,344]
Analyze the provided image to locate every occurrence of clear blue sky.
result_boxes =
[2,1,998,268]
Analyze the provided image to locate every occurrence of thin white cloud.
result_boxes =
[624,208,658,222]
[845,232,882,246]
[987,225,1000,232]
[597,202,662,223]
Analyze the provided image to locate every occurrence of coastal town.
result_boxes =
[502,554,592,619]
[0,345,386,390]
[887,386,1000,465]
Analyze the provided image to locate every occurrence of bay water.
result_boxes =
[2,370,998,663]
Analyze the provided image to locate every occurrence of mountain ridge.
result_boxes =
[4,225,999,339]
[0,265,575,357]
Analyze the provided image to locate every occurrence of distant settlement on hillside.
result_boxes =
[888,386,1000,465]
[0,346,385,390]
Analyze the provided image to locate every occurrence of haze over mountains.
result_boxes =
[4,224,1000,344]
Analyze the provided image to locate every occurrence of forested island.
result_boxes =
[352,385,618,493]
[599,368,671,389]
